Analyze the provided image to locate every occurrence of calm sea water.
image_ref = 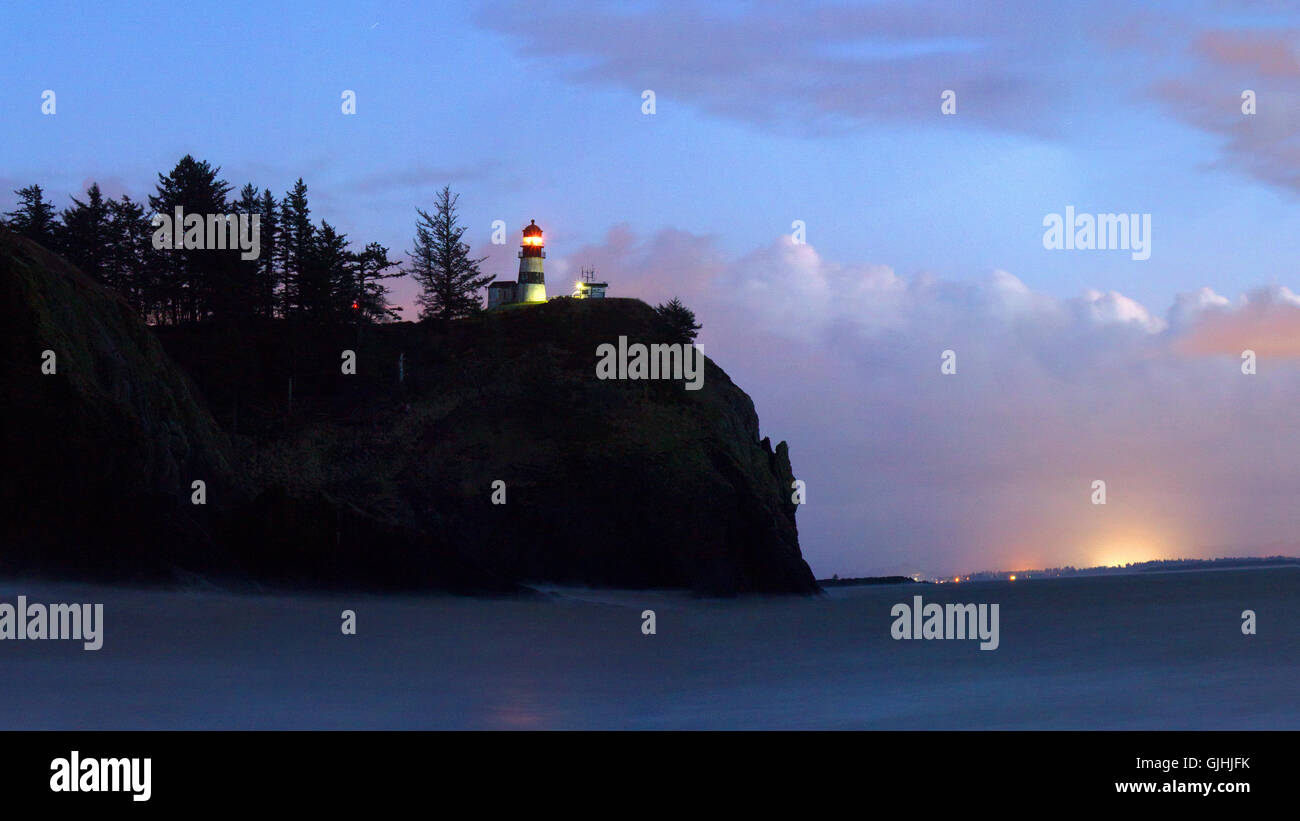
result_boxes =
[0,568,1295,729]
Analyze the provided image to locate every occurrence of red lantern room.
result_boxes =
[521,219,544,255]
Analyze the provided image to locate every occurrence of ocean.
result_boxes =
[0,568,1294,729]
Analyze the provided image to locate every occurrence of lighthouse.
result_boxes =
[516,219,547,303]
[485,219,581,310]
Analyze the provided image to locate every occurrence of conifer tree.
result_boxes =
[4,184,59,248]
[229,183,265,321]
[148,155,234,323]
[106,194,157,318]
[278,178,313,316]
[300,220,350,319]
[353,241,403,322]
[57,183,113,287]
[655,297,702,343]
[258,189,280,318]
[408,186,491,320]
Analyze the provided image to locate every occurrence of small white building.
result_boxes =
[571,266,607,299]
[572,280,607,299]
[486,281,517,309]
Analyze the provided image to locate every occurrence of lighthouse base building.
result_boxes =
[486,280,519,309]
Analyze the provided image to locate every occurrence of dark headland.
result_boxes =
[818,576,925,587]
[1,227,818,596]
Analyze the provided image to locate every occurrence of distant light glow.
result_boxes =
[1093,542,1164,569]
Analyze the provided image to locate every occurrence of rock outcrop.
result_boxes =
[1,227,230,579]
[3,227,818,594]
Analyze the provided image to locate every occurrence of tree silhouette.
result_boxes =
[408,186,492,320]
[7,157,415,328]
[4,185,58,248]
[353,241,403,322]
[148,155,235,323]
[655,297,702,343]
[106,194,157,318]
[57,183,112,287]
[278,178,313,317]
[300,220,350,319]
[256,189,280,318]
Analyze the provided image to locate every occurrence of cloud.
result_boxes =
[1122,19,1300,192]
[1074,289,1166,333]
[551,226,1300,576]
[1174,285,1300,356]
[481,1,1300,196]
[477,0,1080,138]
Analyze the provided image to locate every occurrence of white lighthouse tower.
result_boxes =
[516,219,547,303]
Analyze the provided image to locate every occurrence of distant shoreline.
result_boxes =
[820,557,1298,587]
[817,575,926,588]
[947,556,1299,584]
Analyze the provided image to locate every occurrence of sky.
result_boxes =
[3,0,1299,578]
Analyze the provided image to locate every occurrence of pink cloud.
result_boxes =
[547,226,1300,576]
[1174,286,1300,357]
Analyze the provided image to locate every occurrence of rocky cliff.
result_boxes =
[1,227,231,579]
[3,227,818,594]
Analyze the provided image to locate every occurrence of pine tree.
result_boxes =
[148,155,234,323]
[230,183,264,321]
[300,220,351,319]
[106,195,158,318]
[353,241,403,322]
[408,186,491,320]
[4,185,59,248]
[57,183,113,287]
[655,297,702,343]
[258,189,280,318]
[278,179,312,316]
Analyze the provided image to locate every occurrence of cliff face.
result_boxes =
[3,228,818,594]
[315,298,818,595]
[1,227,230,579]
